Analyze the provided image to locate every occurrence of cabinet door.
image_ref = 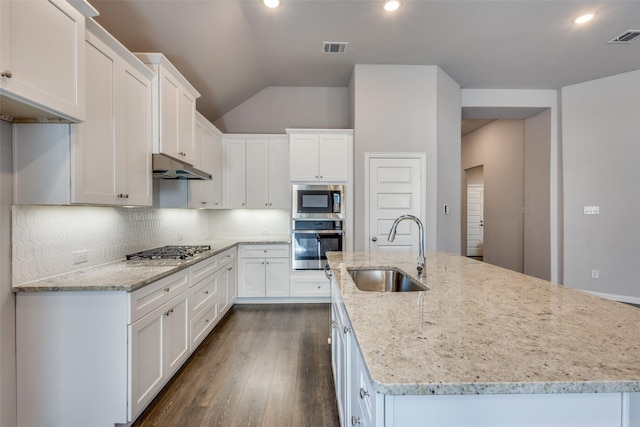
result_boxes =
[164,293,189,377]
[0,0,85,122]
[217,265,230,314]
[318,133,349,182]
[129,306,164,420]
[72,34,117,204]
[119,58,152,206]
[268,139,290,208]
[289,134,319,181]
[211,133,223,208]
[222,139,246,208]
[178,90,196,165]
[240,258,266,297]
[227,263,237,303]
[158,68,180,161]
[265,257,290,297]
[246,139,269,208]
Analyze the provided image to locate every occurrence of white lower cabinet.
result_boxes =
[129,290,189,419]
[290,270,330,298]
[189,247,236,351]
[239,244,290,298]
[16,252,238,427]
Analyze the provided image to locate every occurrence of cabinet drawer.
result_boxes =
[190,301,217,351]
[191,256,218,286]
[241,244,289,258]
[128,270,190,323]
[291,278,330,297]
[215,247,237,267]
[190,274,217,314]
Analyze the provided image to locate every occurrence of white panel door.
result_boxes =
[246,139,269,208]
[467,185,484,257]
[367,156,423,253]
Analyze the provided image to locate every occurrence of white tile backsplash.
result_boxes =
[12,205,210,285]
[208,209,290,238]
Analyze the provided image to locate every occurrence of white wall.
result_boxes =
[0,121,16,427]
[561,70,640,302]
[436,68,463,253]
[462,120,525,272]
[524,110,551,280]
[213,86,349,133]
[350,64,461,252]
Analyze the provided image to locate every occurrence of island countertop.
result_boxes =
[327,251,640,396]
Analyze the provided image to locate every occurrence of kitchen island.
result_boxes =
[327,251,640,427]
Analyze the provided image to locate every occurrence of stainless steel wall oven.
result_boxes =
[291,219,344,270]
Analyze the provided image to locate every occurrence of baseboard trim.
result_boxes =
[583,290,640,306]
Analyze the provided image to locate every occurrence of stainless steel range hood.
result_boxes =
[152,153,212,180]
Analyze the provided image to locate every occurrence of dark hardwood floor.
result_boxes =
[132,304,340,427]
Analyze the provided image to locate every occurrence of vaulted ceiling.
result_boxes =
[92,0,640,124]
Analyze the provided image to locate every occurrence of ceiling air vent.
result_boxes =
[323,41,348,54]
[608,30,640,44]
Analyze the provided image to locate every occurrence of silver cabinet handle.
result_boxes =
[343,326,351,334]
[351,415,360,426]
[1,70,12,78]
[371,236,377,242]
[359,387,369,399]
[163,287,170,292]
[324,264,332,280]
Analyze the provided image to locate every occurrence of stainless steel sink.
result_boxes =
[347,268,428,292]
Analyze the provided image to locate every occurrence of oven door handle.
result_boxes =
[292,230,345,235]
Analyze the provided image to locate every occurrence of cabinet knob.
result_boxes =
[268,203,272,206]
[359,387,369,399]
[204,290,209,294]
[125,194,129,199]
[343,326,351,334]
[371,236,377,242]
[164,287,170,293]
[265,203,268,206]
[1,70,12,78]
[351,415,361,426]
[319,175,323,179]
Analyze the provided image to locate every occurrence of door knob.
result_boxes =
[371,236,377,242]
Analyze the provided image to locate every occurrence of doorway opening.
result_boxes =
[465,166,484,261]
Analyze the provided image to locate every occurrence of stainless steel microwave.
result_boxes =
[292,184,345,219]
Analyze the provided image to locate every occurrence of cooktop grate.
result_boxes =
[126,245,211,260]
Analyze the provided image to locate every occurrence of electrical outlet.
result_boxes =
[73,250,89,265]
[591,269,599,279]
[584,206,600,215]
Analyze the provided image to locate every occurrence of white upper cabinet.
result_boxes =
[13,18,154,206]
[0,0,95,123]
[222,138,246,209]
[189,112,221,209]
[136,53,200,166]
[223,135,289,209]
[288,129,352,182]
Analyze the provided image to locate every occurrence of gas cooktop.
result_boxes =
[126,245,211,260]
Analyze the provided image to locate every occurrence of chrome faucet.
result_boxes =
[388,214,426,278]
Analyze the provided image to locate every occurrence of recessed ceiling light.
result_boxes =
[574,13,594,24]
[383,0,401,12]
[263,0,281,8]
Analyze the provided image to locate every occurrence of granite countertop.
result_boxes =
[327,251,640,396]
[13,237,290,293]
